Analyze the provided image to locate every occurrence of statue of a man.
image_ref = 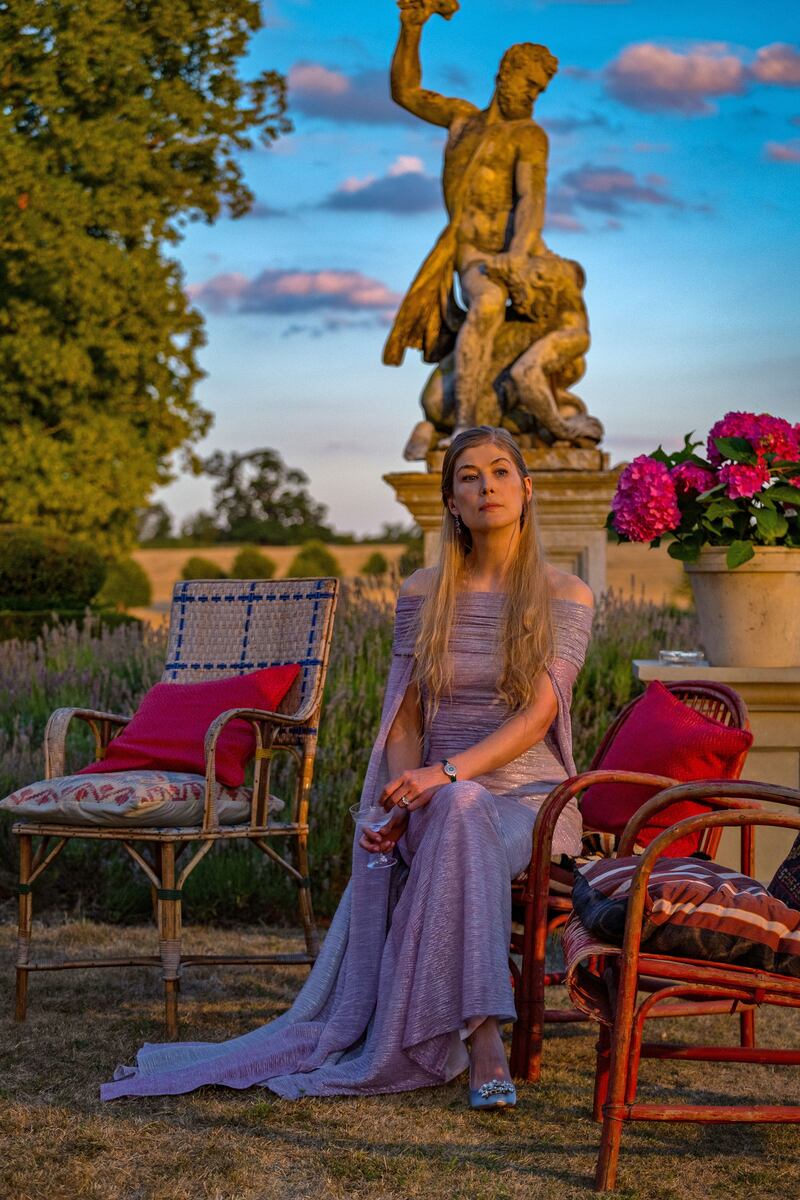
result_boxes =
[383,0,558,441]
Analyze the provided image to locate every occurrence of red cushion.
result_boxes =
[580,681,752,856]
[78,665,300,788]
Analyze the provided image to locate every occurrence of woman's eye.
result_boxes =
[495,468,508,476]
[462,473,478,481]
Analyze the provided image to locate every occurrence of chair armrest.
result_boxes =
[201,706,316,829]
[521,769,679,904]
[44,707,132,779]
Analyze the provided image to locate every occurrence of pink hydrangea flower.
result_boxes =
[670,461,717,496]
[706,412,764,466]
[757,414,800,462]
[718,462,771,499]
[707,411,800,466]
[612,455,681,542]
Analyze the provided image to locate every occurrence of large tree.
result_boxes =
[0,1,289,552]
[186,448,333,545]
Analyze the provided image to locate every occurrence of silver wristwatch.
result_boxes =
[440,758,458,783]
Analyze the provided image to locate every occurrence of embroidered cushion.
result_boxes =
[78,664,300,789]
[580,681,752,856]
[572,855,800,978]
[769,832,800,912]
[0,771,284,827]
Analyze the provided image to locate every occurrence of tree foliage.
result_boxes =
[198,448,332,545]
[0,1,290,552]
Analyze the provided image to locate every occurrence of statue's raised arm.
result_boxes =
[392,1,478,128]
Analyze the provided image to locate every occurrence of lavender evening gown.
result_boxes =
[101,593,592,1100]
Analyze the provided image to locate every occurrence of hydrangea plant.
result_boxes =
[608,412,800,569]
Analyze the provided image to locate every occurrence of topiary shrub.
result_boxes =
[96,558,153,610]
[0,525,106,611]
[361,550,389,577]
[232,545,277,579]
[181,555,227,581]
[287,539,341,579]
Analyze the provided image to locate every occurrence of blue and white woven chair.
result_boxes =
[2,577,338,1037]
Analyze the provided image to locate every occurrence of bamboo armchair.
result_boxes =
[12,577,338,1038]
[509,681,750,1082]
[591,782,800,1192]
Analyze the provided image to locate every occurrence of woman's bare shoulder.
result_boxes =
[546,565,594,609]
[399,566,437,598]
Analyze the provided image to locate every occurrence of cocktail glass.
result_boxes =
[349,803,399,870]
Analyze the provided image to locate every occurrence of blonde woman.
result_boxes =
[102,426,593,1109]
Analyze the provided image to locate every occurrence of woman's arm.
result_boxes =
[381,671,558,814]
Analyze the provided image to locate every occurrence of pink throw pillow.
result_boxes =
[78,665,300,788]
[580,680,752,856]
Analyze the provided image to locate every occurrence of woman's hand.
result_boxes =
[359,808,409,854]
[379,764,448,814]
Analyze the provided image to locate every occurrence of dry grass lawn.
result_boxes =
[1,920,797,1200]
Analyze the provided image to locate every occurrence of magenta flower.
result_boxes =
[670,461,717,496]
[612,456,681,542]
[757,415,800,462]
[707,411,800,466]
[718,462,771,499]
[707,411,765,466]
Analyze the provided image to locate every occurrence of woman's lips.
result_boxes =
[479,503,502,511]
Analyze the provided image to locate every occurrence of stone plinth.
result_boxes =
[384,458,619,598]
[634,660,800,880]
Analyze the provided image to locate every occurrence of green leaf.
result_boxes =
[764,485,800,504]
[650,445,672,466]
[713,436,757,465]
[705,499,739,519]
[754,507,789,541]
[668,541,700,562]
[726,541,755,569]
[696,483,725,502]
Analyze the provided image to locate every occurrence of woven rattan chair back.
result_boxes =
[162,577,337,720]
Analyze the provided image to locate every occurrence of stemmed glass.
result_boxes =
[350,803,400,870]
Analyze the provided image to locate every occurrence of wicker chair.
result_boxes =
[591,783,800,1192]
[509,681,750,1082]
[10,577,338,1037]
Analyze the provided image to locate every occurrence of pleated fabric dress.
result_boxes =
[101,592,592,1101]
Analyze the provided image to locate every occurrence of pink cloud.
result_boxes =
[606,43,746,114]
[605,41,800,115]
[287,61,414,125]
[188,269,400,316]
[751,44,800,86]
[764,139,800,163]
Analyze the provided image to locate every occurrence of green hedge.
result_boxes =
[96,558,153,610]
[0,526,106,611]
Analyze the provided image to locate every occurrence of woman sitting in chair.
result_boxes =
[102,426,593,1109]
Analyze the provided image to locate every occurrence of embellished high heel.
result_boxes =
[469,1078,517,1110]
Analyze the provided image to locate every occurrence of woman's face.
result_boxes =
[448,441,532,535]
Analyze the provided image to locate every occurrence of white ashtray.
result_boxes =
[658,649,709,666]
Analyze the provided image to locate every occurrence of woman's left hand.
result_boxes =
[380,764,449,814]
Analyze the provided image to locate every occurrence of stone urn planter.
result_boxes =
[685,547,800,667]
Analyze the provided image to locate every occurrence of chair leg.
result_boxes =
[157,842,182,1040]
[593,1024,611,1122]
[296,833,319,958]
[594,1110,624,1193]
[740,1005,755,1049]
[15,834,33,1022]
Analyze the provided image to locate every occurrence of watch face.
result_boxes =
[443,761,456,779]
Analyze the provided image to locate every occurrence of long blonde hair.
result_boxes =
[414,427,554,711]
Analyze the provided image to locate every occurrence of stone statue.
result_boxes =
[384,0,604,460]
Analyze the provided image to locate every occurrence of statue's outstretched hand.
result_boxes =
[398,0,459,26]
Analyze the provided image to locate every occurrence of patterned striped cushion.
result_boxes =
[572,856,800,978]
[0,771,284,827]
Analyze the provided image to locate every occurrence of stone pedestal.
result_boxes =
[384,449,619,598]
[634,660,800,880]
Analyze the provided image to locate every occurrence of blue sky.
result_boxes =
[158,0,800,536]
